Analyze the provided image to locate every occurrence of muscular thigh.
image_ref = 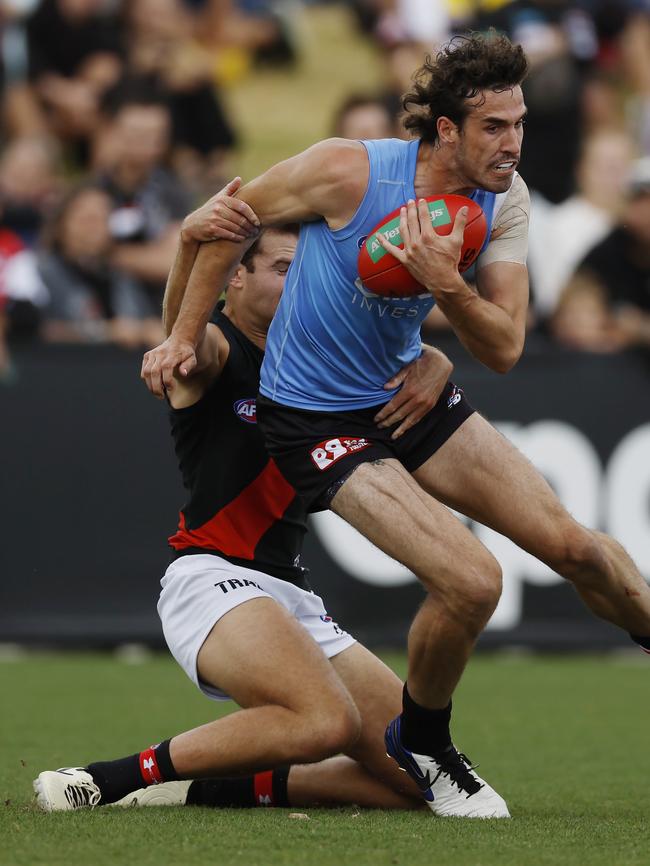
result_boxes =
[331,458,494,586]
[198,598,353,712]
[412,413,575,562]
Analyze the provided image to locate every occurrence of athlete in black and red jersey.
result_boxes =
[166,298,308,586]
[34,183,453,812]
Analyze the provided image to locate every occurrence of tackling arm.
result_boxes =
[144,178,259,399]
[144,139,368,396]
[162,231,199,338]
[173,138,366,345]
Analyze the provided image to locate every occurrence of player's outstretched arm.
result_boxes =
[142,140,368,397]
[143,178,257,398]
[161,178,258,336]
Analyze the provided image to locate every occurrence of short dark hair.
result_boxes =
[100,76,171,120]
[402,31,528,144]
[241,224,300,273]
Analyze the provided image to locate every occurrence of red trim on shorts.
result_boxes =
[139,747,163,785]
[168,459,295,559]
[254,770,274,806]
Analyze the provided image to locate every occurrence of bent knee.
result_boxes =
[294,700,362,763]
[317,702,362,757]
[440,553,503,629]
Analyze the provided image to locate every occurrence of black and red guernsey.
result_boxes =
[168,308,309,586]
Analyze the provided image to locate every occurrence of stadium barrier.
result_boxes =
[2,336,649,649]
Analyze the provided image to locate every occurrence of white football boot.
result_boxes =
[33,767,102,812]
[385,717,510,818]
[112,781,191,808]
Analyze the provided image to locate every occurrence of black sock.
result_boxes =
[187,767,291,809]
[630,633,650,652]
[400,683,452,757]
[88,739,180,805]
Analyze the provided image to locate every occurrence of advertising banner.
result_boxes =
[1,339,648,649]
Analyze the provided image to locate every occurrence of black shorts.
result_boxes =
[257,381,474,511]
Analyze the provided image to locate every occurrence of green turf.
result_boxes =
[1,651,648,866]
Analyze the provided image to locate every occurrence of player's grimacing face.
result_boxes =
[455,87,526,193]
[239,232,297,327]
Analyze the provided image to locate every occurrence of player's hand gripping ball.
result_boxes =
[357,194,487,298]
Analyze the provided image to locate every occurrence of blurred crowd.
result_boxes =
[0,0,649,378]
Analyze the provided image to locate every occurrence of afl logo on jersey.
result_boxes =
[356,235,368,250]
[234,398,257,423]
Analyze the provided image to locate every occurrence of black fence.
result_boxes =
[2,337,649,649]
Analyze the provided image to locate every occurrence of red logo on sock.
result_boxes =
[254,770,274,806]
[139,747,163,785]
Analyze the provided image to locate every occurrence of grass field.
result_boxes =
[1,650,648,866]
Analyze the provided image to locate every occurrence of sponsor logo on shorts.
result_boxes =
[320,614,343,636]
[310,437,371,471]
[234,397,257,423]
[447,386,463,409]
[214,578,263,594]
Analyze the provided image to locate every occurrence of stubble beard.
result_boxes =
[456,141,515,194]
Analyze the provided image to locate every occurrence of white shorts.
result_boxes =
[158,553,356,701]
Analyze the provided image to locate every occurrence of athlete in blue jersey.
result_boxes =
[143,33,650,819]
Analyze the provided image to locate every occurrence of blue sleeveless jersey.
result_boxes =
[260,138,498,411]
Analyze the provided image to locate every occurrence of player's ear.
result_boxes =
[228,264,246,292]
[437,116,459,145]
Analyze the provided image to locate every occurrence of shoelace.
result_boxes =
[64,781,102,809]
[431,748,484,796]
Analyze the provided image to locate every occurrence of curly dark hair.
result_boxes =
[403,32,528,143]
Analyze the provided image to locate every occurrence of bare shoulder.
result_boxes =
[237,138,369,229]
[298,138,369,186]
[301,138,370,228]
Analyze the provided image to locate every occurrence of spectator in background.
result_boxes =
[528,127,633,320]
[552,157,650,353]
[195,0,297,72]
[332,93,397,140]
[0,135,63,247]
[92,83,192,315]
[614,1,650,154]
[35,182,162,347]
[374,0,451,50]
[120,0,237,199]
[24,0,124,165]
[582,1,650,153]
[0,209,27,375]
[0,0,47,139]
